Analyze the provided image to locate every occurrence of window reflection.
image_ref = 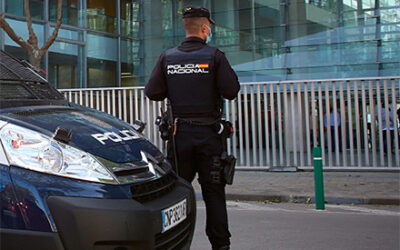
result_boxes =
[87,0,117,33]
[49,0,79,27]
[87,33,117,87]
[121,38,141,86]
[88,58,117,88]
[6,0,44,19]
[48,42,79,89]
[121,0,140,37]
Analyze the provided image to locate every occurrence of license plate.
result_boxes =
[161,199,187,233]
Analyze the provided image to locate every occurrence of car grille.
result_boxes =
[155,217,193,250]
[130,173,176,203]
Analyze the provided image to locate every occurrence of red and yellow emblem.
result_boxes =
[198,64,209,68]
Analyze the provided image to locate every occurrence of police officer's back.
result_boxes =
[145,6,240,250]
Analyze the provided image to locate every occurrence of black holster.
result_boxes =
[209,120,236,185]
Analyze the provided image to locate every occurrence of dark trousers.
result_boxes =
[329,126,341,152]
[168,123,231,248]
[383,130,394,154]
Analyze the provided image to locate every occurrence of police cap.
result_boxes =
[182,6,215,24]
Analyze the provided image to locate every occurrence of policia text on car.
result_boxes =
[145,5,240,250]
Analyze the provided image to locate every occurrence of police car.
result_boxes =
[0,50,195,250]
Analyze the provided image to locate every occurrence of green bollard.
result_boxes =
[313,147,325,210]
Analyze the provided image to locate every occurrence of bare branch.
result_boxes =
[0,15,31,51]
[24,0,39,49]
[40,0,63,53]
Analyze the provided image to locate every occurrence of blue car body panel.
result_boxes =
[0,50,195,250]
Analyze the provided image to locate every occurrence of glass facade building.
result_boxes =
[0,0,399,88]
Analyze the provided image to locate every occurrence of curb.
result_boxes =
[196,192,400,205]
[225,193,400,205]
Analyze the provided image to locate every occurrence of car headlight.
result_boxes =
[0,123,118,184]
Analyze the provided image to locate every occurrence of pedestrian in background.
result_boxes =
[324,106,341,152]
[379,106,395,154]
[145,5,240,250]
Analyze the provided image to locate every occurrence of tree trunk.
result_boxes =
[0,0,63,72]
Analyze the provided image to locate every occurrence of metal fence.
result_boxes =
[59,76,400,170]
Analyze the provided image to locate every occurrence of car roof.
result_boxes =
[0,50,48,84]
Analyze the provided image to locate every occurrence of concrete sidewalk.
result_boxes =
[192,171,400,205]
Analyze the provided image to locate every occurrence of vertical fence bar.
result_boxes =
[290,83,298,166]
[283,84,289,166]
[332,81,340,166]
[129,90,133,125]
[118,90,122,120]
[256,84,264,166]
[369,80,377,167]
[85,91,89,107]
[361,81,370,166]
[107,91,111,115]
[354,81,362,167]
[123,89,127,122]
[151,100,157,143]
[101,90,105,112]
[112,89,116,117]
[238,90,244,165]
[79,90,83,105]
[277,84,284,166]
[391,79,399,166]
[325,81,332,167]
[145,97,151,140]
[270,84,277,166]
[304,82,311,166]
[263,84,270,166]
[311,82,317,149]
[140,89,145,124]
[383,79,392,167]
[96,91,100,110]
[318,82,326,165]
[297,83,304,166]
[243,86,251,166]
[90,90,93,108]
[250,85,257,165]
[231,98,238,160]
[376,80,385,166]
[347,80,355,166]
[134,89,139,121]
[339,81,347,166]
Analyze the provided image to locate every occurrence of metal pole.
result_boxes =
[117,0,121,87]
[313,147,325,210]
[0,0,5,51]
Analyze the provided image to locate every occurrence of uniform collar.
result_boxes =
[182,36,206,45]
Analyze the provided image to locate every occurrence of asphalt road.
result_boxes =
[190,201,400,250]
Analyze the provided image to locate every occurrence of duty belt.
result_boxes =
[176,117,220,126]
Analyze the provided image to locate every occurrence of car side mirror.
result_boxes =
[132,120,146,133]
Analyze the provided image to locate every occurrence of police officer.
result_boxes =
[145,5,239,250]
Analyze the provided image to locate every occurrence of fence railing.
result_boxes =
[59,76,400,169]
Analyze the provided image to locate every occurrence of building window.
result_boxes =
[87,32,118,87]
[5,0,44,19]
[121,38,141,86]
[121,0,141,37]
[48,41,80,89]
[87,0,117,33]
[49,0,80,27]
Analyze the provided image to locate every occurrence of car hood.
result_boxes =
[0,105,164,164]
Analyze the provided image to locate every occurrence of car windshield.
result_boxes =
[0,50,67,109]
[0,81,67,109]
